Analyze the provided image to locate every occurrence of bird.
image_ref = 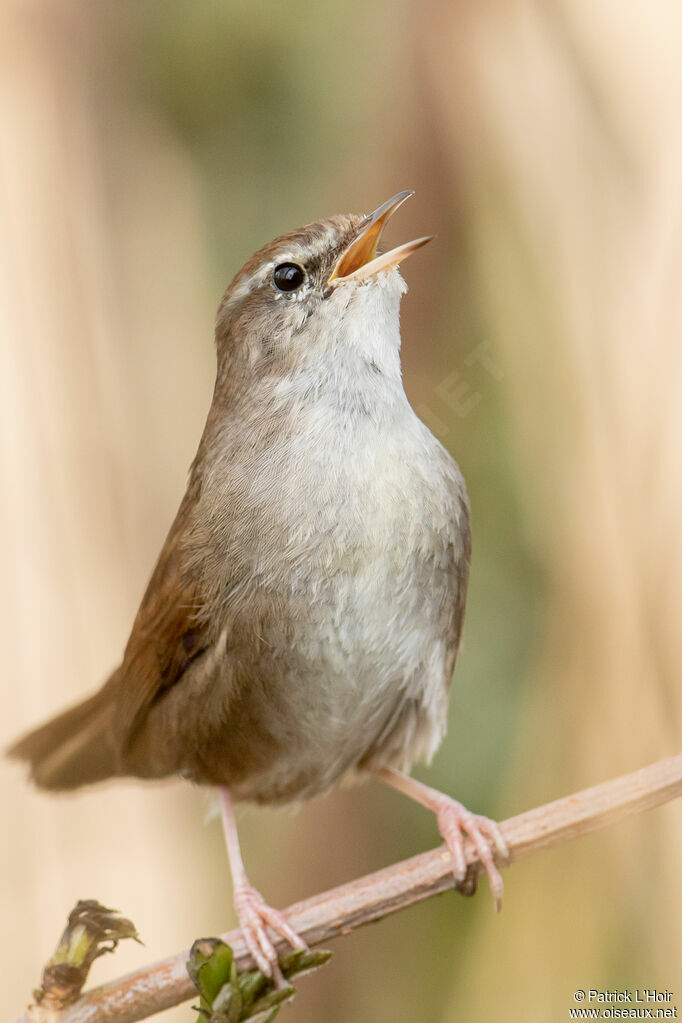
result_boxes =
[8,190,508,983]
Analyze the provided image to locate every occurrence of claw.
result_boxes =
[378,768,509,911]
[434,796,508,910]
[234,882,307,985]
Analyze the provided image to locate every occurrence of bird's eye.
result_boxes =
[273,262,305,292]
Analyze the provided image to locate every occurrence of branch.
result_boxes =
[18,753,682,1023]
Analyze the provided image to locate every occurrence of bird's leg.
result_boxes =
[219,787,307,985]
[377,767,509,910]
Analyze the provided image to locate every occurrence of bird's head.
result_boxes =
[215,191,432,382]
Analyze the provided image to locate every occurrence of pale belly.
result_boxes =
[160,396,470,803]
[224,522,461,804]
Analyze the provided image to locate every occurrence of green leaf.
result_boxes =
[187,939,234,1005]
[246,984,294,1017]
[236,968,269,1012]
[280,949,332,978]
[186,939,332,1022]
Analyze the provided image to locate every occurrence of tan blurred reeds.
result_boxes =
[416,1,682,1019]
[0,0,221,1009]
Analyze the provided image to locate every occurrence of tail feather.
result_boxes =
[7,685,118,791]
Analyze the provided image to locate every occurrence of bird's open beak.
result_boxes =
[327,190,433,287]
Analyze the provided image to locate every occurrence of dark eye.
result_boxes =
[273,262,305,292]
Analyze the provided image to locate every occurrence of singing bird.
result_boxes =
[9,191,507,981]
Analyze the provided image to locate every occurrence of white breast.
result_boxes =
[198,270,469,800]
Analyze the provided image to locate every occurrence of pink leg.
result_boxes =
[378,768,509,911]
[219,787,307,984]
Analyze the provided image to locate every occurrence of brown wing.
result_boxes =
[8,477,214,790]
[112,482,210,749]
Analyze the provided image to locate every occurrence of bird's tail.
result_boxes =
[7,681,119,791]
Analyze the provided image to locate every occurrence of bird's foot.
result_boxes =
[233,882,307,986]
[433,795,509,910]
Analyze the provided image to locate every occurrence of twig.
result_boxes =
[17,753,682,1023]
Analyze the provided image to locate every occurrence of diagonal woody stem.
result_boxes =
[18,753,682,1023]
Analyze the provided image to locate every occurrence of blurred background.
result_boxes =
[2,0,681,1019]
